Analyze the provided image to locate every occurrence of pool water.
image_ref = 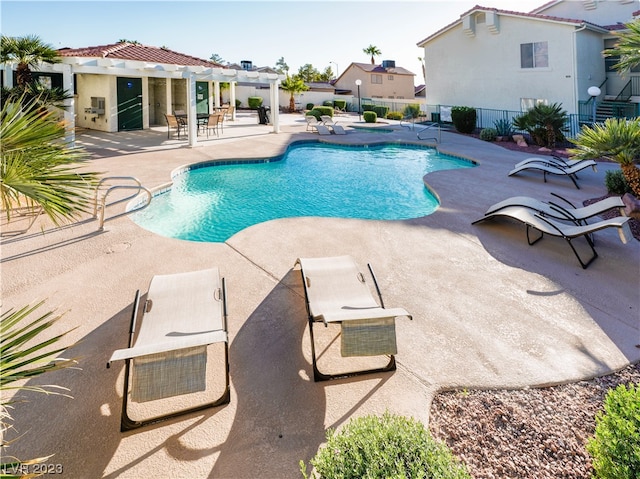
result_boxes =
[132,142,475,242]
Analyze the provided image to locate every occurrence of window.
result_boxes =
[520,41,548,68]
[476,12,486,23]
[604,39,640,72]
[371,74,382,84]
[521,98,548,111]
[388,75,394,80]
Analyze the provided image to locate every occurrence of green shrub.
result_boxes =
[587,383,640,479]
[372,105,390,119]
[605,169,633,195]
[512,102,569,147]
[451,106,477,134]
[494,118,513,137]
[247,96,263,109]
[362,104,375,112]
[403,103,422,119]
[323,100,334,107]
[306,110,321,121]
[387,111,403,120]
[479,128,498,141]
[300,412,471,479]
[306,103,315,110]
[314,105,334,117]
[235,99,241,108]
[333,99,347,111]
[363,111,377,123]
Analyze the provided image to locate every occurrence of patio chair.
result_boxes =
[514,155,585,170]
[295,255,412,381]
[164,114,186,139]
[472,205,633,268]
[201,113,221,137]
[107,268,230,431]
[305,115,320,131]
[508,159,597,189]
[480,193,625,225]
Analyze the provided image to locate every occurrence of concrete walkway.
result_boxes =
[2,112,638,478]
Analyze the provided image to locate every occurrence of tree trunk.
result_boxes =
[16,63,32,87]
[621,163,640,197]
[289,93,295,113]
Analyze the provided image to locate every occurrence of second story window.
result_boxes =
[388,75,394,80]
[371,74,383,84]
[520,41,548,69]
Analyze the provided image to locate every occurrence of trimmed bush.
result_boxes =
[373,105,390,119]
[313,105,333,117]
[480,128,498,141]
[247,96,263,109]
[306,103,315,110]
[451,106,477,133]
[235,99,241,108]
[605,169,633,195]
[362,104,375,112]
[363,111,377,123]
[306,110,322,121]
[323,100,334,107]
[587,383,640,479]
[300,412,471,479]
[387,111,403,120]
[333,99,347,111]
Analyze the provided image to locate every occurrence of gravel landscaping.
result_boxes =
[429,363,640,479]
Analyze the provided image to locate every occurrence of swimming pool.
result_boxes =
[132,142,475,242]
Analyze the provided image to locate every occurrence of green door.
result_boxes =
[196,81,209,114]
[117,77,143,131]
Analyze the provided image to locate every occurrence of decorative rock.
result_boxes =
[538,147,552,152]
[622,193,640,219]
[512,134,528,147]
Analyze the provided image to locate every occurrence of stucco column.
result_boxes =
[214,81,221,108]
[165,77,172,114]
[270,80,280,133]
[229,82,236,120]
[61,64,75,146]
[187,73,198,147]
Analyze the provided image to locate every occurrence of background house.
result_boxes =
[333,61,416,100]
[417,0,639,125]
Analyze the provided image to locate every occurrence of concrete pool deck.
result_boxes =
[2,111,638,478]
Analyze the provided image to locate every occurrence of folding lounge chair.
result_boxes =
[107,268,229,431]
[320,115,346,135]
[472,205,633,268]
[481,193,625,225]
[295,255,412,381]
[508,160,597,189]
[514,155,585,170]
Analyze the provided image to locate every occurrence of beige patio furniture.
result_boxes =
[107,268,229,431]
[508,159,597,189]
[164,114,186,139]
[295,255,412,381]
[201,114,221,137]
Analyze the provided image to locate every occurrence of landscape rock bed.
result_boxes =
[429,363,640,479]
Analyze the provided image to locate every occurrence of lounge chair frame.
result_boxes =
[113,278,230,432]
[297,261,397,382]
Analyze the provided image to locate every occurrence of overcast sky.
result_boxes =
[2,0,545,83]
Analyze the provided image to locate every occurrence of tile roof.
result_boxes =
[351,62,415,76]
[417,4,612,46]
[57,42,221,67]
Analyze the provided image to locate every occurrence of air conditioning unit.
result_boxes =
[90,97,105,115]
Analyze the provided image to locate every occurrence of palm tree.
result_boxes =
[363,44,381,65]
[1,301,77,474]
[1,96,100,225]
[569,117,640,197]
[604,19,640,72]
[0,35,60,88]
[280,75,308,112]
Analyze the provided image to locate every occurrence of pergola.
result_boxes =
[1,57,284,147]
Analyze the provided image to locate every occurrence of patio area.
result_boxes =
[1,112,638,478]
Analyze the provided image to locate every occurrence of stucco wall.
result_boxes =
[538,0,639,26]
[424,15,583,113]
[75,74,114,132]
[335,66,415,100]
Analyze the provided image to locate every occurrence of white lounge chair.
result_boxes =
[508,160,597,189]
[295,255,412,381]
[320,116,346,134]
[514,155,585,170]
[305,115,331,135]
[472,205,633,268]
[108,268,229,431]
[481,193,625,225]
